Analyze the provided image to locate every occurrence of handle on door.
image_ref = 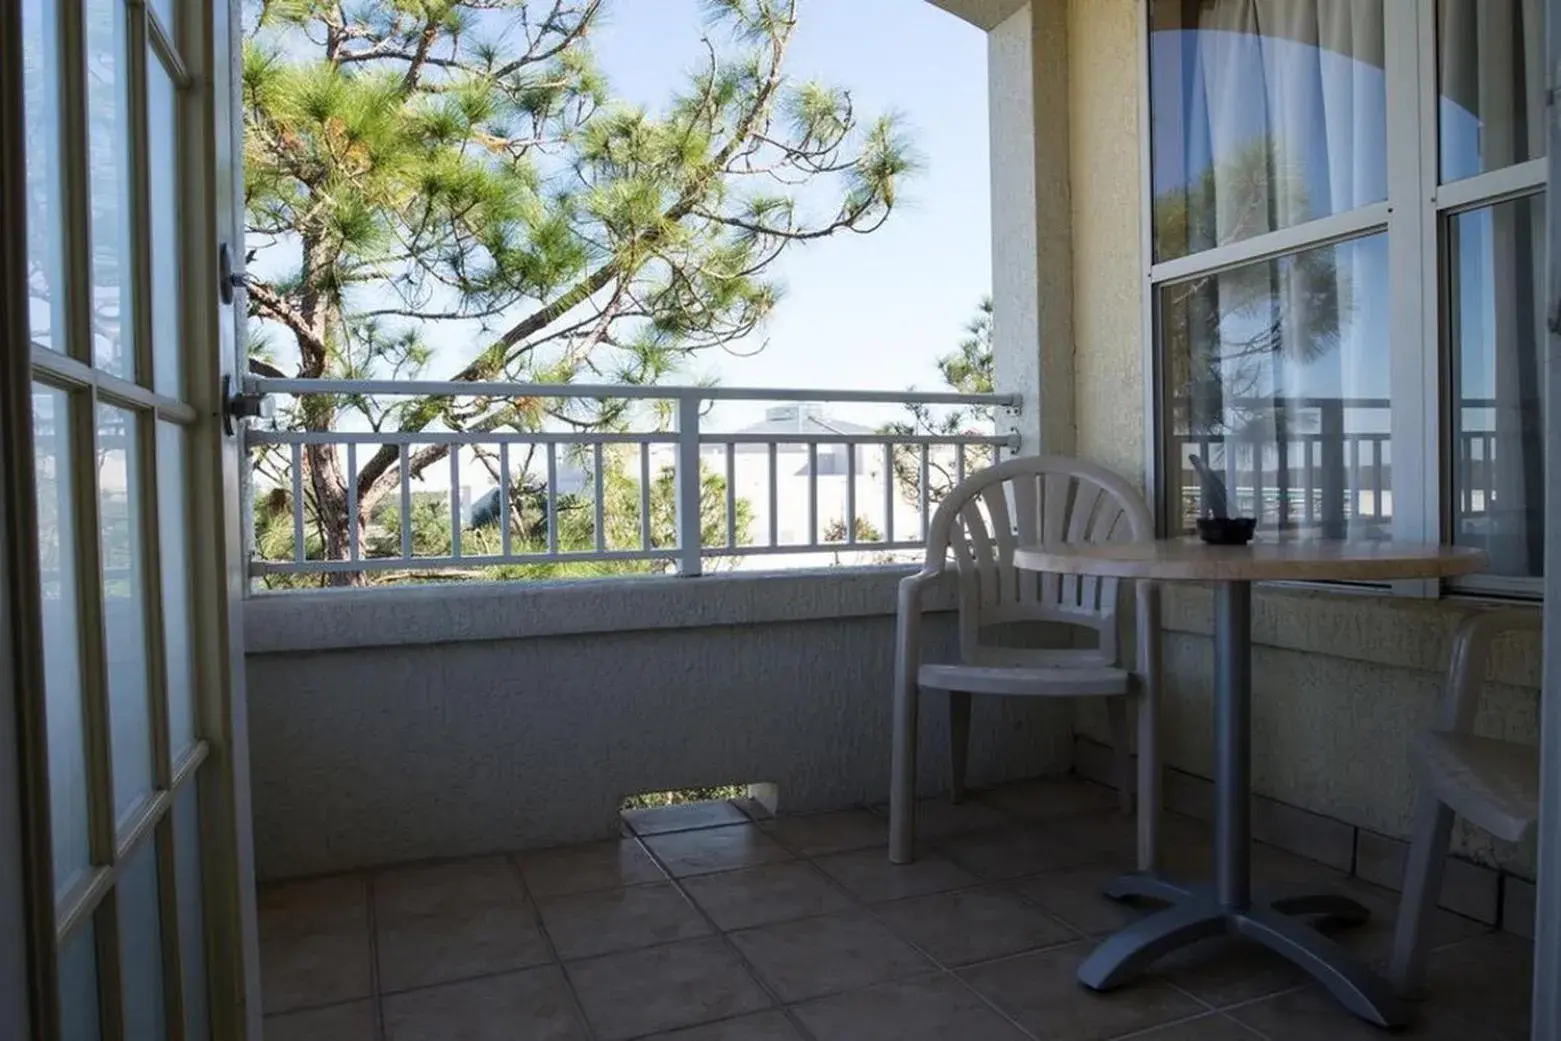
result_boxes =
[223,374,274,435]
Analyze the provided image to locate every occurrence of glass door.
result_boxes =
[12,0,257,1033]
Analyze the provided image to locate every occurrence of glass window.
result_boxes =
[174,785,210,1041]
[59,920,102,1041]
[85,0,135,377]
[34,384,93,899]
[158,423,197,757]
[1162,234,1391,538]
[1149,0,1387,262]
[148,47,183,397]
[118,841,169,1041]
[22,0,68,352]
[1448,196,1545,577]
[1438,0,1547,183]
[97,405,154,825]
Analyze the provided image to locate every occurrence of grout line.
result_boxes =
[364,873,387,1041]
[626,831,826,1041]
[504,853,602,1041]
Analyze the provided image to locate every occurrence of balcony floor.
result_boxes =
[259,777,1532,1040]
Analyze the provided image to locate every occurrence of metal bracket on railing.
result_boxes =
[223,374,275,436]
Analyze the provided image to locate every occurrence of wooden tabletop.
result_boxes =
[1011,538,1488,583]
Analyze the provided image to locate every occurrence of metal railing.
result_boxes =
[243,380,1019,584]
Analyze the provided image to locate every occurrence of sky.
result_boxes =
[586,0,993,404]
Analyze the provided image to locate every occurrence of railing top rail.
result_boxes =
[247,429,1011,447]
[251,377,1020,408]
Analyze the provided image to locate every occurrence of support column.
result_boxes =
[987,2,1074,458]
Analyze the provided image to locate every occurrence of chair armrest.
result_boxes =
[894,569,943,686]
[1439,609,1542,734]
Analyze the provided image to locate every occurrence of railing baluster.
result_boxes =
[845,441,856,545]
[1303,438,1315,525]
[918,444,929,542]
[291,442,305,562]
[346,443,359,562]
[499,442,512,559]
[767,443,779,547]
[399,443,412,559]
[546,442,559,557]
[675,392,703,576]
[639,442,652,552]
[882,444,894,544]
[807,443,819,547]
[450,449,461,560]
[1372,438,1384,521]
[725,442,737,549]
[593,443,606,553]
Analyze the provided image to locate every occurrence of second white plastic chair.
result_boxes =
[888,455,1162,868]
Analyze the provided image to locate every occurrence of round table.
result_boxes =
[1011,538,1487,1028]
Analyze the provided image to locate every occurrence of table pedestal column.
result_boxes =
[1076,580,1410,1029]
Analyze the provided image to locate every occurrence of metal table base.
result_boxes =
[1075,581,1410,1029]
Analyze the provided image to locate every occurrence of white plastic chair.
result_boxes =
[889,455,1162,867]
[1389,609,1542,996]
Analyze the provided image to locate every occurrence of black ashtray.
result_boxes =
[1196,517,1257,546]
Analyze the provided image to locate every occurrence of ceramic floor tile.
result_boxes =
[756,810,886,857]
[681,862,852,931]
[1015,863,1155,937]
[875,884,1077,966]
[1125,1014,1265,1040]
[1151,934,1310,1009]
[565,937,772,1041]
[538,881,712,960]
[381,965,589,1041]
[644,825,793,877]
[889,798,1012,840]
[960,943,1205,1041]
[812,847,979,903]
[262,1000,377,1041]
[259,918,373,1015]
[376,901,553,993]
[935,825,1101,880]
[1230,984,1508,1041]
[259,875,369,938]
[638,1010,807,1041]
[978,776,1121,820]
[517,839,665,898]
[625,801,752,836]
[792,974,1031,1041]
[1421,932,1533,1039]
[373,856,526,918]
[728,909,933,1002]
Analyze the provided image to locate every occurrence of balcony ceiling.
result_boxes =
[925,0,1028,31]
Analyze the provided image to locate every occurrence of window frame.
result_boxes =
[1137,0,1547,600]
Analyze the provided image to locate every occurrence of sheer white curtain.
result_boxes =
[1175,0,1386,533]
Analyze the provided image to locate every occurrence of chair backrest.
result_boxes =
[922,455,1154,668]
[1439,609,1543,734]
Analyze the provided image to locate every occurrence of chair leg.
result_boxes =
[889,680,920,864]
[1107,696,1133,815]
[1388,793,1456,998]
[949,691,972,804]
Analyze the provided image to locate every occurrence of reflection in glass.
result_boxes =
[86,0,135,376]
[23,0,67,351]
[158,423,197,756]
[175,785,211,1041]
[1162,234,1390,539]
[1149,0,1386,263]
[59,920,102,1041]
[35,385,92,898]
[1439,0,1547,184]
[149,48,183,396]
[119,841,170,1041]
[1449,197,1545,578]
[98,405,154,823]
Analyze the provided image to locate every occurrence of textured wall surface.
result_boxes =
[1067,0,1145,485]
[245,570,1076,880]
